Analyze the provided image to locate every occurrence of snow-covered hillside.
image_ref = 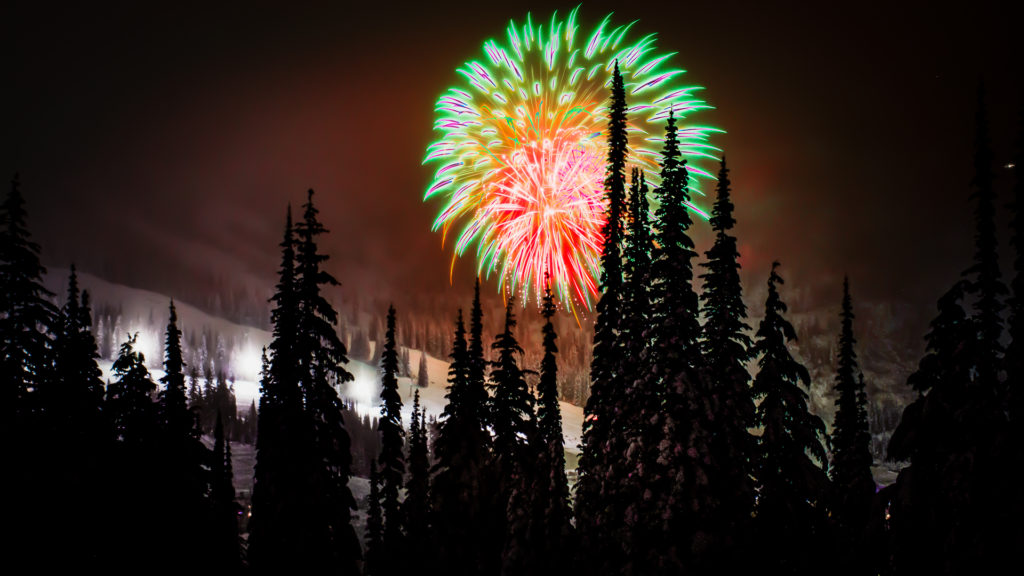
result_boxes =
[340,349,584,456]
[45,269,585,459]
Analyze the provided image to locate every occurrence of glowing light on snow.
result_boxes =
[424,7,721,309]
[232,345,264,383]
[128,328,161,369]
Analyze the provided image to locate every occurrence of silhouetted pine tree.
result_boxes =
[616,168,657,572]
[641,110,711,573]
[158,299,214,570]
[697,156,756,569]
[751,262,829,576]
[108,333,159,448]
[0,174,57,423]
[250,201,359,574]
[962,85,1007,393]
[365,461,384,576]
[159,300,191,439]
[489,297,537,575]
[106,333,162,566]
[43,266,107,567]
[532,280,572,573]
[431,310,491,575]
[953,85,1011,570]
[885,279,976,575]
[403,391,430,563]
[827,277,875,574]
[417,350,429,387]
[577,60,628,570]
[489,297,535,482]
[1009,107,1024,549]
[292,189,360,573]
[621,168,652,367]
[188,364,202,408]
[211,411,241,572]
[469,278,488,428]
[377,305,405,575]
[51,265,106,443]
[884,90,1015,574]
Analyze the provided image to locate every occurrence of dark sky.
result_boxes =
[5,0,1022,325]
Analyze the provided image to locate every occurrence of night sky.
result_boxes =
[5,0,1023,331]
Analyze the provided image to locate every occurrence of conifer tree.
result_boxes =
[533,279,572,572]
[403,391,430,563]
[697,156,756,568]
[469,278,488,428]
[640,110,711,572]
[751,262,829,576]
[431,310,491,575]
[615,169,658,570]
[159,300,193,439]
[188,364,202,408]
[621,168,652,368]
[377,305,405,574]
[963,85,1007,393]
[107,333,159,448]
[828,277,875,563]
[106,333,162,566]
[882,95,1016,571]
[44,266,107,566]
[489,296,537,573]
[417,350,430,387]
[365,461,384,576]
[157,299,213,569]
[250,199,359,574]
[1008,106,1024,556]
[292,189,360,572]
[211,411,241,572]
[0,174,57,422]
[1010,109,1024,420]
[577,60,628,567]
[488,297,535,478]
[952,86,1011,569]
[885,279,976,574]
[51,265,106,442]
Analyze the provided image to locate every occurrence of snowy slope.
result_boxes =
[47,270,585,459]
[341,347,585,457]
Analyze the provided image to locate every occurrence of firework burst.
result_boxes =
[424,7,721,309]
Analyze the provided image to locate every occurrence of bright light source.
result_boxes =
[232,346,264,382]
[131,328,160,368]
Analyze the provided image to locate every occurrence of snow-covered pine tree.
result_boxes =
[751,262,829,576]
[697,156,757,570]
[417,350,429,387]
[640,110,711,573]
